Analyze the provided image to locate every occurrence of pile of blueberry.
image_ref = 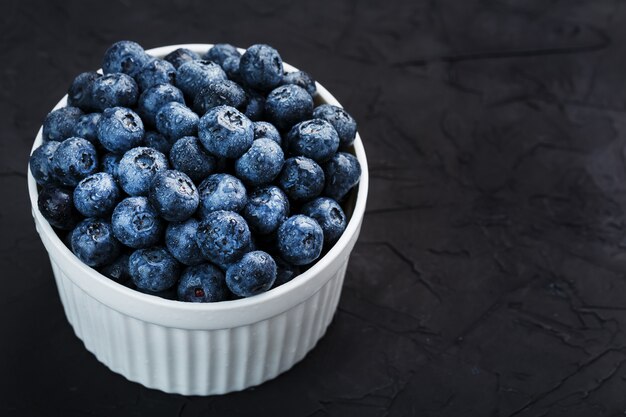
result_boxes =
[30,41,361,303]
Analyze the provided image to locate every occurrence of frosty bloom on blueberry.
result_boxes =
[198,105,254,159]
[96,107,144,153]
[178,263,229,302]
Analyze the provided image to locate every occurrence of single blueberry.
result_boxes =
[72,113,101,145]
[239,44,283,91]
[322,152,361,201]
[242,185,289,235]
[225,251,276,297]
[313,104,358,148]
[277,215,324,265]
[253,121,281,145]
[100,152,122,179]
[196,210,251,265]
[281,70,317,96]
[73,172,121,217]
[193,79,247,115]
[148,170,199,222]
[91,73,140,112]
[178,263,229,302]
[143,131,172,155]
[155,102,199,141]
[265,84,314,131]
[197,173,247,217]
[111,196,164,248]
[243,88,265,121]
[301,197,347,246]
[234,138,284,186]
[204,43,241,65]
[222,55,242,83]
[38,184,81,230]
[137,83,185,127]
[118,147,169,196]
[287,119,339,163]
[97,107,144,153]
[197,105,253,159]
[67,71,101,111]
[164,48,201,69]
[129,246,180,292]
[102,40,150,77]
[135,58,176,91]
[165,218,205,266]
[272,257,301,288]
[277,156,324,202]
[42,106,84,142]
[51,137,98,187]
[169,136,216,183]
[70,218,121,267]
[99,253,131,284]
[30,141,61,185]
[175,60,227,100]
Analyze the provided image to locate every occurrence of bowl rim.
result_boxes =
[28,43,369,328]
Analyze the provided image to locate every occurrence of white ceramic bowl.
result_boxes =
[27,44,368,396]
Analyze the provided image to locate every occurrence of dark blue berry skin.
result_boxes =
[30,141,60,185]
[225,251,276,297]
[42,106,84,142]
[322,152,361,201]
[313,104,358,148]
[175,60,227,100]
[281,70,317,96]
[143,131,171,155]
[149,170,199,222]
[277,215,324,265]
[73,172,121,218]
[277,156,325,202]
[129,247,180,292]
[155,102,199,141]
[138,83,185,127]
[253,121,281,145]
[244,89,265,121]
[99,253,131,284]
[165,218,205,266]
[196,210,251,265]
[118,147,169,196]
[97,107,144,153]
[198,105,254,159]
[234,138,284,186]
[102,40,150,77]
[169,136,216,183]
[193,80,246,115]
[91,73,139,112]
[287,119,339,163]
[204,44,241,65]
[164,48,200,69]
[197,173,247,217]
[239,44,283,91]
[68,71,101,111]
[272,257,300,288]
[222,56,242,83]
[72,113,101,145]
[111,196,164,248]
[265,84,314,131]
[70,218,121,267]
[135,58,176,91]
[301,197,347,246]
[38,184,81,230]
[178,263,229,302]
[101,153,121,179]
[242,185,289,235]
[51,137,98,187]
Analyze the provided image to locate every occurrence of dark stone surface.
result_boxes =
[3,0,626,415]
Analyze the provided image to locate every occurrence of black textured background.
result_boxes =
[2,0,626,415]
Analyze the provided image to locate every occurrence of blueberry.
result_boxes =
[265,85,313,131]
[37,184,81,230]
[118,147,169,196]
[143,131,172,155]
[129,247,180,292]
[169,136,216,182]
[175,60,227,100]
[148,170,199,222]
[70,218,121,267]
[197,173,247,217]
[155,102,199,141]
[322,152,361,201]
[135,58,176,91]
[165,218,205,266]
[234,138,284,186]
[242,185,289,235]
[222,56,242,83]
[30,141,60,185]
[102,40,150,77]
[112,196,164,248]
[101,152,122,179]
[91,73,139,112]
[196,210,251,265]
[193,79,246,115]
[301,197,347,246]
[313,104,358,148]
[73,172,121,217]
[99,253,131,283]
[178,263,229,302]
[286,119,339,163]
[281,70,317,96]
[243,88,265,121]
[42,106,84,142]
[67,71,101,111]
[72,113,101,145]
[272,257,300,288]
[277,156,324,202]
[253,121,281,145]
[225,251,276,297]
[197,105,253,159]
[138,83,185,127]
[97,107,144,153]
[164,48,201,69]
[239,44,283,91]
[204,43,241,65]
[277,215,323,265]
[51,137,98,187]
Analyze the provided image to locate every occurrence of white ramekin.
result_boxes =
[27,44,369,395]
